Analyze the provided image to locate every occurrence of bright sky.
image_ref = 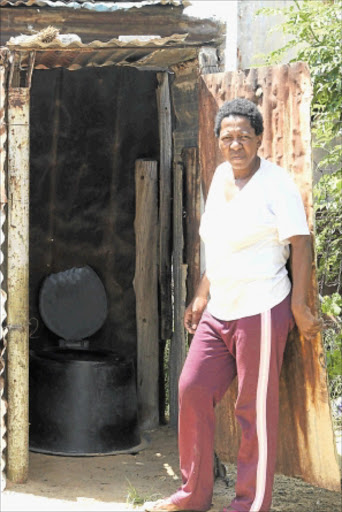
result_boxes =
[183,0,236,20]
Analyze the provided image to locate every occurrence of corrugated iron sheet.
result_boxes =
[7,32,188,48]
[0,0,185,9]
[0,48,8,493]
[6,33,199,70]
[199,63,340,492]
[0,2,225,51]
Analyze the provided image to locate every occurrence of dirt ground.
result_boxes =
[1,426,340,512]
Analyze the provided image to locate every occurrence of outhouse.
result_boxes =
[0,0,339,494]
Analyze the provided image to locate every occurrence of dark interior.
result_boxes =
[29,65,160,362]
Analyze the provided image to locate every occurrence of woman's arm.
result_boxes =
[184,272,210,334]
[289,235,322,340]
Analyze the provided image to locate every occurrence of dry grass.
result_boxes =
[36,26,60,44]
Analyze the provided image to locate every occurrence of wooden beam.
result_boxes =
[170,59,199,162]
[7,87,30,483]
[156,72,173,341]
[169,163,187,426]
[133,160,159,430]
[182,147,201,306]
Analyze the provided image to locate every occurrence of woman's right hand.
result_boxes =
[184,296,208,334]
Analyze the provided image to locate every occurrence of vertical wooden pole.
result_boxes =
[134,160,159,429]
[169,163,187,426]
[157,72,173,424]
[182,147,201,306]
[7,87,30,483]
[156,72,172,341]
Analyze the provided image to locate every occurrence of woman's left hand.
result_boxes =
[292,303,322,341]
[289,235,322,341]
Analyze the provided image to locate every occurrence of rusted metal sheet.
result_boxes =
[199,63,340,491]
[6,87,30,483]
[0,4,225,49]
[5,33,198,71]
[0,48,9,493]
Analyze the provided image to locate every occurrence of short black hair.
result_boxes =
[214,98,264,137]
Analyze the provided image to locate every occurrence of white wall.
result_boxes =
[237,0,297,69]
[184,0,238,70]
[184,0,297,71]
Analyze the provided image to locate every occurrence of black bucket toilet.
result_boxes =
[29,265,141,456]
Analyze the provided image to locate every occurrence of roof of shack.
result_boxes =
[6,32,201,71]
[1,0,225,71]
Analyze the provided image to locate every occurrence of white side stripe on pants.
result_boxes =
[250,309,272,512]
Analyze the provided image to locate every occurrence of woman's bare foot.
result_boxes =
[144,497,183,512]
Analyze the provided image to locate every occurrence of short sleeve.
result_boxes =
[270,169,310,244]
[203,163,228,212]
[199,163,229,242]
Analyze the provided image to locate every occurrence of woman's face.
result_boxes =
[218,115,262,172]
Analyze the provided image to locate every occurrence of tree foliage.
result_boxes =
[257,0,341,170]
[256,0,342,419]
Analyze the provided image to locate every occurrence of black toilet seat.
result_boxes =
[39,265,107,342]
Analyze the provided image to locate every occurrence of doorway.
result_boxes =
[29,65,160,361]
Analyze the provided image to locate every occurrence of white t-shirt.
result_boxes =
[199,158,310,321]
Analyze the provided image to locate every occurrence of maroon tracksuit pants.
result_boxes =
[169,294,293,512]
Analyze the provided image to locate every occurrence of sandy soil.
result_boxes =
[1,426,340,512]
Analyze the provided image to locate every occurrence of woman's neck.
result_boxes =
[233,156,261,181]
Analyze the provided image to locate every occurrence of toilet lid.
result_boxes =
[39,265,108,341]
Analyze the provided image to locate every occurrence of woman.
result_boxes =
[145,98,321,512]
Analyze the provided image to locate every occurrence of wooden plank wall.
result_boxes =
[198,63,340,491]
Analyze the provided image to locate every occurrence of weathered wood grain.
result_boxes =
[157,72,172,341]
[182,147,201,308]
[169,162,187,426]
[133,160,159,429]
[171,59,199,162]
